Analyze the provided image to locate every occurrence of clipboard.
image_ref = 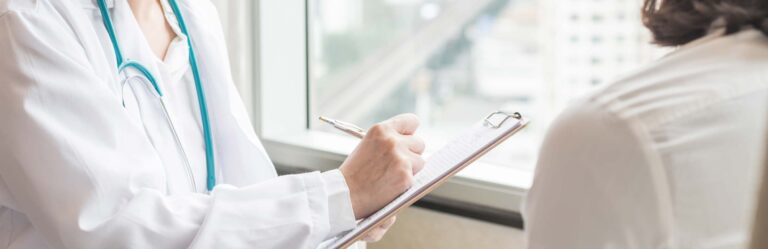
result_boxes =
[321,111,529,249]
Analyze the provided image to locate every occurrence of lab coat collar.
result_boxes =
[81,0,115,9]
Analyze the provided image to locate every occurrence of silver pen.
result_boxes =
[318,116,366,139]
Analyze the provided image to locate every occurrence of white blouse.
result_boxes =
[524,29,768,249]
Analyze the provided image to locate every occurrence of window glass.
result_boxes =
[308,0,662,171]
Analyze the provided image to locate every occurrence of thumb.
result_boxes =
[387,113,420,135]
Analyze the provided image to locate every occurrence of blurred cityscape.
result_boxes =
[308,0,662,171]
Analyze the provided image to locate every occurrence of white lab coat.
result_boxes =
[0,0,355,248]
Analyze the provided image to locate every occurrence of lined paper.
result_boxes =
[322,114,527,249]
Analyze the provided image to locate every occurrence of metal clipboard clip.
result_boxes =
[483,111,522,129]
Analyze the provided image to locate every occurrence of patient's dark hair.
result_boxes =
[642,0,768,46]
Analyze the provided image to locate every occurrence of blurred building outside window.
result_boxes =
[308,0,665,172]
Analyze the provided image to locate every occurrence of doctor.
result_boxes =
[0,0,425,248]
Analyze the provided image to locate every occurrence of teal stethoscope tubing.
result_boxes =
[97,0,216,192]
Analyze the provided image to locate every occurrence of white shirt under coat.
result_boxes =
[0,0,356,248]
[524,28,768,248]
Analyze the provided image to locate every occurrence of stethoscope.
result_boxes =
[97,0,216,192]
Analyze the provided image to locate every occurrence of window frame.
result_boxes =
[252,0,533,218]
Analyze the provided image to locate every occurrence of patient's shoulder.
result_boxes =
[587,29,768,129]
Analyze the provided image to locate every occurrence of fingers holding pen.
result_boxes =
[403,135,425,155]
[387,113,420,135]
[410,154,426,175]
[338,113,426,219]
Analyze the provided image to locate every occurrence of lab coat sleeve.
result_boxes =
[522,99,668,249]
[0,6,355,249]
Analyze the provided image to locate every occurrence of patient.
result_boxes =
[523,0,768,248]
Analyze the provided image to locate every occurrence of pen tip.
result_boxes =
[318,116,331,123]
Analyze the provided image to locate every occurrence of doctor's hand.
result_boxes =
[339,114,426,219]
[361,216,397,243]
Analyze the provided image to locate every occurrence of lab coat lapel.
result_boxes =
[176,2,278,187]
[51,0,122,96]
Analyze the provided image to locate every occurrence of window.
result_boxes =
[256,0,663,213]
[308,0,544,176]
[307,0,660,173]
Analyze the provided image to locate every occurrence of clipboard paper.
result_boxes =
[322,112,528,249]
